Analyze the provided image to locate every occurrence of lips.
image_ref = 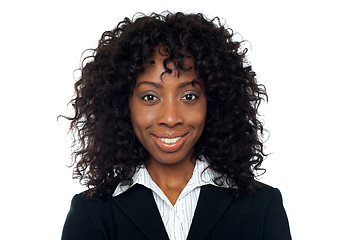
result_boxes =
[151,133,189,153]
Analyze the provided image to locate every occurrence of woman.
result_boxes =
[62,12,291,240]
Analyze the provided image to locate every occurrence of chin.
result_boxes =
[147,148,195,166]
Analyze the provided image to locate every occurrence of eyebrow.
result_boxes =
[178,79,201,89]
[136,81,163,89]
[136,79,201,89]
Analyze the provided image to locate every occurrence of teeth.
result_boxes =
[158,137,181,144]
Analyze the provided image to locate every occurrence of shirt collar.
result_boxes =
[112,156,229,197]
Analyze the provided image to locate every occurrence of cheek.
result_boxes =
[130,111,144,134]
[195,113,207,131]
[187,103,207,130]
[131,108,157,127]
[129,99,142,136]
[196,99,207,124]
[129,102,156,137]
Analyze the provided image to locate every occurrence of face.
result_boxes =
[129,51,207,166]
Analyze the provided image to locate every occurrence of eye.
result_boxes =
[142,94,157,101]
[181,94,198,101]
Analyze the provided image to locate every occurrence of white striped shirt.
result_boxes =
[113,158,229,240]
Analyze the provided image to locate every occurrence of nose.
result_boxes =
[157,99,184,128]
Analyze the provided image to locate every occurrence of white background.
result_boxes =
[1,0,339,239]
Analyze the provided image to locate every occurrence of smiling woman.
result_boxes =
[129,49,207,204]
[62,11,291,240]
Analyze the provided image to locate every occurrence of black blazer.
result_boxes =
[62,183,291,240]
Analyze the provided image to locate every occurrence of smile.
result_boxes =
[158,137,182,144]
[151,133,189,153]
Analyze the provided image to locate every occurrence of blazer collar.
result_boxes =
[186,185,234,240]
[112,184,170,240]
[112,184,233,240]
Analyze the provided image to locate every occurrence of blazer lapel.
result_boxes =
[112,184,169,240]
[187,185,234,240]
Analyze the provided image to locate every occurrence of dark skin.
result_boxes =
[129,50,207,205]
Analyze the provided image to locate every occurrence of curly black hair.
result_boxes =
[67,11,267,198]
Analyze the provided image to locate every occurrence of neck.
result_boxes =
[146,154,196,205]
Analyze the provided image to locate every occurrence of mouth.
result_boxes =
[151,133,189,153]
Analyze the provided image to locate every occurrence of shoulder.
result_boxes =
[241,182,285,208]
[68,190,115,219]
[71,190,110,206]
[206,183,291,239]
[235,182,289,229]
[66,190,113,216]
[227,182,286,214]
[251,183,291,239]
[62,191,116,240]
[253,182,284,201]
